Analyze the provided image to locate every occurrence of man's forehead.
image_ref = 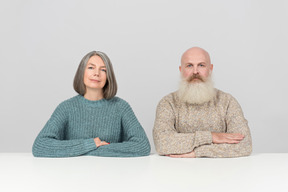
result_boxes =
[182,53,209,63]
[181,48,211,64]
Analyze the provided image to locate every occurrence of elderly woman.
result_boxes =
[32,51,151,157]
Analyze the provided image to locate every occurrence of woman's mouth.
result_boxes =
[90,79,100,82]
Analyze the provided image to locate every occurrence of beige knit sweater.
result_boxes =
[153,89,252,158]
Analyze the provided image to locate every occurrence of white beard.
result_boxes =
[178,76,215,104]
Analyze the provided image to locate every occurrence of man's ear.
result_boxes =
[210,64,214,71]
[179,66,182,72]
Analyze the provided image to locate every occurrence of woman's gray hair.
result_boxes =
[73,51,117,99]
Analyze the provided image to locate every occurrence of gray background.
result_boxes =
[1,0,287,153]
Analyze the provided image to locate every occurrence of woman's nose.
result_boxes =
[94,70,99,76]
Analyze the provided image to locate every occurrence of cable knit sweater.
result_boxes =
[153,89,252,158]
[32,95,151,158]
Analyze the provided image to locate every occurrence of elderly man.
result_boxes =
[153,47,252,158]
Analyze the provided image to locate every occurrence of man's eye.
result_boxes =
[187,64,192,67]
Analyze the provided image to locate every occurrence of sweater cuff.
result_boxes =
[194,131,212,147]
[83,138,97,151]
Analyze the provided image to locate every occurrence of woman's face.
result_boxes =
[83,55,107,91]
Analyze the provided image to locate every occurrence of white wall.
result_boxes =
[1,0,287,153]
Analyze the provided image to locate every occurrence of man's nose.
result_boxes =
[193,67,199,74]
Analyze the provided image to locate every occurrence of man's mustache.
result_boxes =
[187,74,204,82]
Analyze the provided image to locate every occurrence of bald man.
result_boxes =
[153,47,252,158]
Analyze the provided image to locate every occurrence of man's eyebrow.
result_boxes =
[185,62,206,65]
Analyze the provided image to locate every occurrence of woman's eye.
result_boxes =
[88,66,94,69]
[101,69,107,72]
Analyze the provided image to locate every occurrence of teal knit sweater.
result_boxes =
[32,95,151,157]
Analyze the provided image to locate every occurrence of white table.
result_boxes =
[0,153,287,192]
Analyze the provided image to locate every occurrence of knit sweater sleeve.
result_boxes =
[194,95,252,158]
[153,97,212,155]
[85,102,151,157]
[32,103,97,157]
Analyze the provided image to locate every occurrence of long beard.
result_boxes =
[178,75,215,104]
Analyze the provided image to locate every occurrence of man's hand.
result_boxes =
[166,151,196,158]
[94,137,110,147]
[212,133,244,144]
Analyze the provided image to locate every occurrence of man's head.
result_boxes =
[179,47,213,82]
[178,47,215,104]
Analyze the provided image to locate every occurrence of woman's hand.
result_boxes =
[94,137,110,147]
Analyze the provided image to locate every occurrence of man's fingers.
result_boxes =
[169,154,179,158]
[169,154,185,158]
[226,140,241,144]
[212,132,245,144]
[227,134,245,140]
[227,137,244,141]
[168,154,186,158]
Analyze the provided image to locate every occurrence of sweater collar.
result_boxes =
[77,95,107,107]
